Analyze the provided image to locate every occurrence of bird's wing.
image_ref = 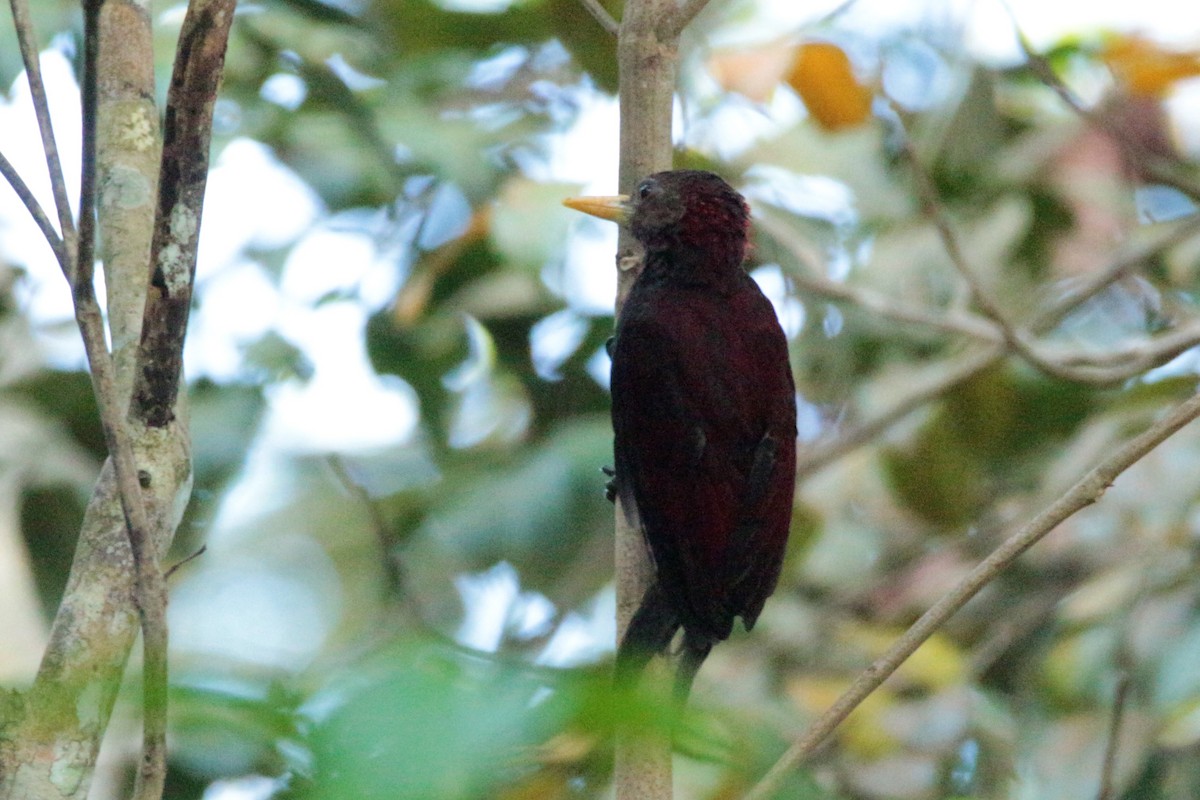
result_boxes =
[612,280,795,640]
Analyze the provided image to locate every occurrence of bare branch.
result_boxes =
[94,0,162,403]
[757,213,1003,343]
[1042,320,1200,374]
[614,1,680,797]
[4,1,221,795]
[68,4,171,797]
[1030,215,1200,333]
[133,0,236,429]
[165,544,207,581]
[900,127,1200,386]
[77,0,101,290]
[127,4,233,795]
[0,148,66,267]
[577,0,619,35]
[788,212,1200,479]
[8,0,77,274]
[746,388,1200,800]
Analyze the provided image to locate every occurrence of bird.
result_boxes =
[563,170,797,704]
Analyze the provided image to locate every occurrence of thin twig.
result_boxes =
[900,125,1200,385]
[8,0,77,275]
[165,545,207,581]
[1046,320,1200,370]
[793,214,1200,478]
[0,148,66,267]
[577,0,619,35]
[326,455,404,595]
[757,213,1003,343]
[77,0,100,290]
[792,270,1000,341]
[745,388,1200,800]
[1030,215,1200,333]
[1097,672,1131,800]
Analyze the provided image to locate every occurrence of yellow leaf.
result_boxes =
[787,41,873,131]
[1103,34,1200,98]
[841,624,966,689]
[785,675,898,757]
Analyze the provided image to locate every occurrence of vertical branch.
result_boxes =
[96,0,162,402]
[73,3,167,798]
[128,4,235,797]
[0,1,230,797]
[612,2,681,798]
[132,0,236,429]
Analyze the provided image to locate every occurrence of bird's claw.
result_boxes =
[601,465,617,503]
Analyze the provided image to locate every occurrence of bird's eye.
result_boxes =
[637,180,655,199]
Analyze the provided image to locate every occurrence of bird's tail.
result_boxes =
[615,583,680,690]
[673,631,713,705]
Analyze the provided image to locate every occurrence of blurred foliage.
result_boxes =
[5,2,1200,800]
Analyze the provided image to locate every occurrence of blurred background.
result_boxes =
[4,0,1200,798]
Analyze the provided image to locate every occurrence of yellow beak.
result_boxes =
[562,194,631,224]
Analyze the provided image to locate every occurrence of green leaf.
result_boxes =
[295,640,578,800]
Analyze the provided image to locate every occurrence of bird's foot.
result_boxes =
[601,465,617,503]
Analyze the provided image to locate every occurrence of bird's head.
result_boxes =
[564,170,751,279]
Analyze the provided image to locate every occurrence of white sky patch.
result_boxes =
[201,776,282,800]
[326,53,386,92]
[260,73,308,110]
[539,92,620,186]
[453,562,560,650]
[684,90,807,163]
[586,345,612,389]
[282,223,386,305]
[170,539,342,670]
[186,259,281,381]
[266,302,419,451]
[743,166,858,227]
[199,138,323,271]
[416,180,473,250]
[708,0,1200,72]
[434,0,513,12]
[1,50,84,366]
[530,308,590,380]
[552,220,619,315]
[454,561,520,651]
[1168,78,1200,158]
[536,585,616,667]
[751,264,806,338]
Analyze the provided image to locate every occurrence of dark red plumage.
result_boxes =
[569,170,797,702]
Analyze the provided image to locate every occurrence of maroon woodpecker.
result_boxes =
[564,170,797,702]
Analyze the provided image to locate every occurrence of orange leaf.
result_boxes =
[1102,34,1200,98]
[787,41,873,131]
[707,40,798,103]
